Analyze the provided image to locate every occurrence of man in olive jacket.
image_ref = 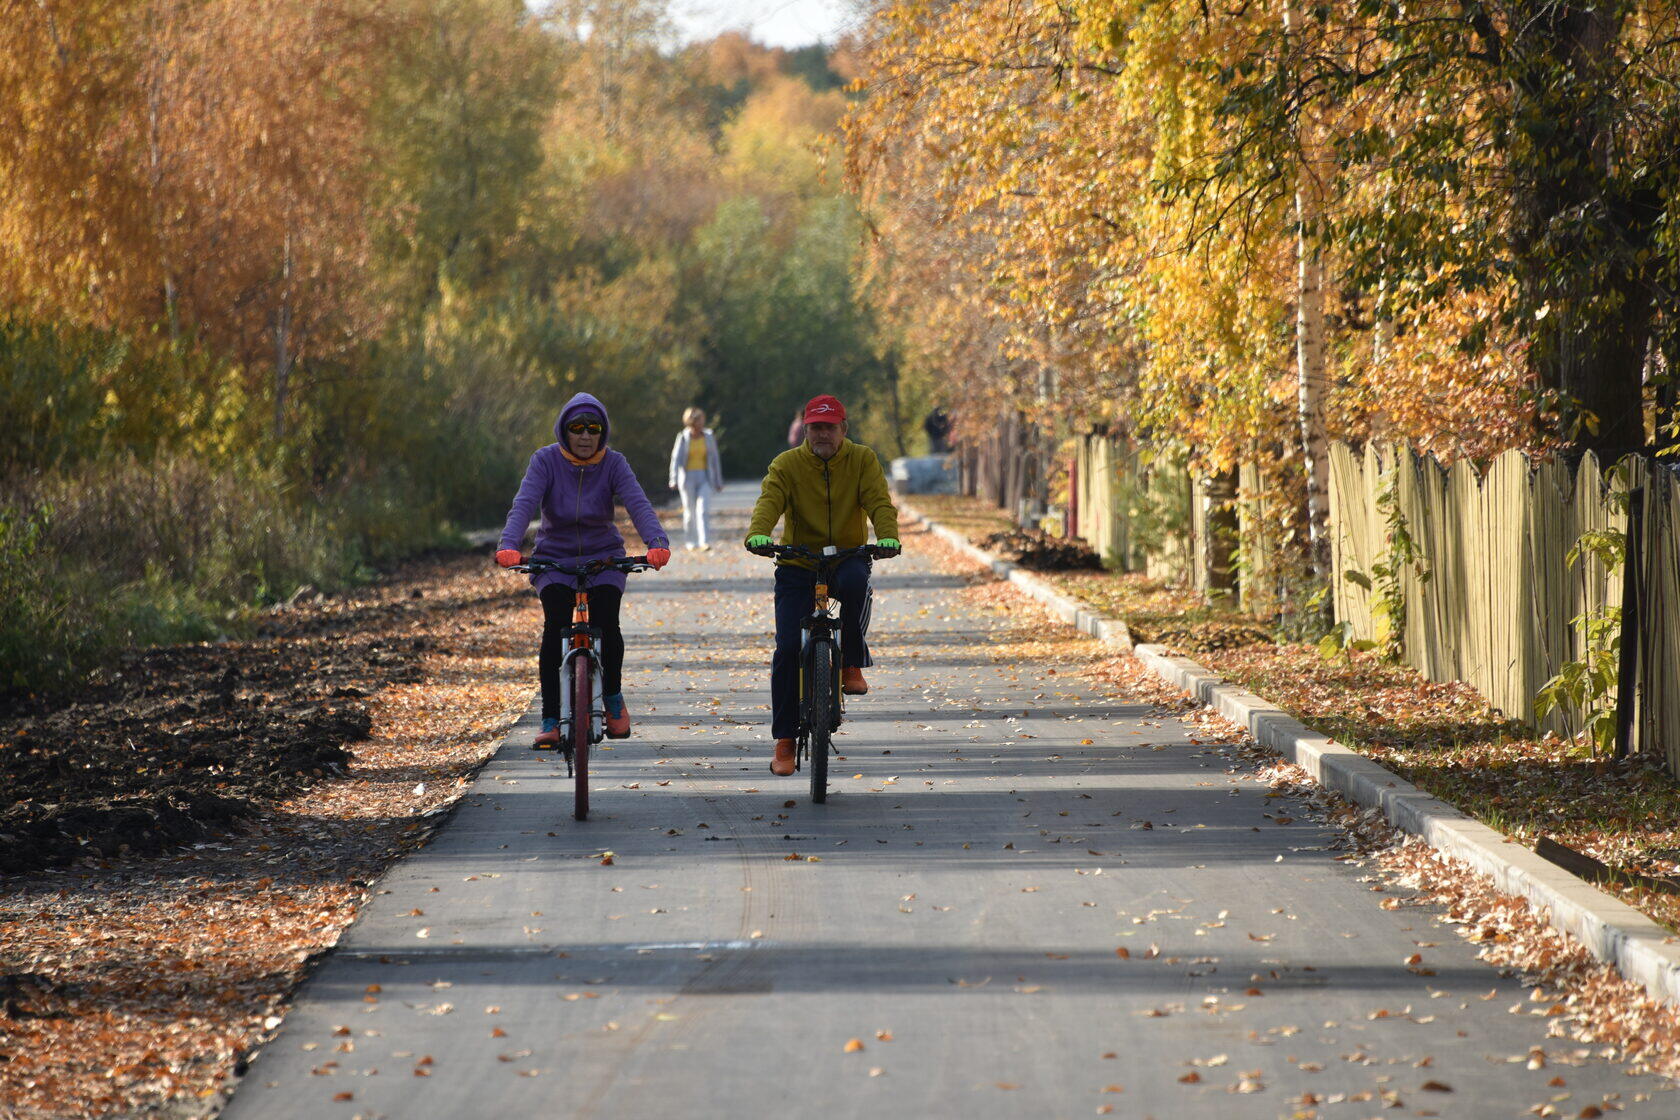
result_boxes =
[745,395,902,776]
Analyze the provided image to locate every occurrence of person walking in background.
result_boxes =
[668,407,724,550]
[787,407,806,449]
[923,406,953,453]
[496,392,671,746]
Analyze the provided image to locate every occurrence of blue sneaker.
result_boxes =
[604,694,631,739]
[533,717,561,750]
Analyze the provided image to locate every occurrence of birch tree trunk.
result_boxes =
[1284,0,1332,582]
[1295,185,1330,576]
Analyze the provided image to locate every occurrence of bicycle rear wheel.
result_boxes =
[570,656,592,821]
[808,639,833,803]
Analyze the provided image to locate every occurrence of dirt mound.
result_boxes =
[978,528,1105,571]
[0,619,426,875]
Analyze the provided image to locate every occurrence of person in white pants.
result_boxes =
[668,407,724,549]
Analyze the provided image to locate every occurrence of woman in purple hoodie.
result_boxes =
[496,393,672,745]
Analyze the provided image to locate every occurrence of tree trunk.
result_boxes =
[1506,1,1652,455]
[885,355,908,458]
[1204,467,1240,597]
[1284,0,1332,582]
[273,233,294,443]
[1294,186,1331,577]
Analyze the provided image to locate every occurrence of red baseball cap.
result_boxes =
[803,394,846,424]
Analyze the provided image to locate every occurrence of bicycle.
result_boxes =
[747,543,896,803]
[507,554,654,821]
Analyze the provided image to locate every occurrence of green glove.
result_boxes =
[746,534,773,549]
[877,538,901,553]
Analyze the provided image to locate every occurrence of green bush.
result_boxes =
[0,457,380,698]
[0,506,106,694]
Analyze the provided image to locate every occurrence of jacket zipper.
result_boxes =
[574,465,585,563]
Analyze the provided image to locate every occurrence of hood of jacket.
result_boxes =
[555,392,611,451]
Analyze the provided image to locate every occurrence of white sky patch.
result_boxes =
[669,0,855,47]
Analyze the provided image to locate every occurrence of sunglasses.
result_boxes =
[566,420,604,435]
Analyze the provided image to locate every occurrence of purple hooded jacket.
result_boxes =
[498,393,670,594]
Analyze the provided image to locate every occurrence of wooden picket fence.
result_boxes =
[1072,434,1278,613]
[1069,433,1680,771]
[1329,444,1680,771]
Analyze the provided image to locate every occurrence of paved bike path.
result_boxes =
[226,483,1673,1119]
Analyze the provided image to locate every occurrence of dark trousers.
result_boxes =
[539,583,623,720]
[772,556,873,739]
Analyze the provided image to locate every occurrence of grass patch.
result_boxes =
[0,455,471,701]
[901,492,1017,541]
[1040,570,1273,653]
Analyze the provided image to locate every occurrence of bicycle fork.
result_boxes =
[797,610,844,767]
[558,593,604,774]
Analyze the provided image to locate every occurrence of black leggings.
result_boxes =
[539,583,623,720]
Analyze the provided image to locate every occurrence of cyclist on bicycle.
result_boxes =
[745,394,901,776]
[496,392,671,747]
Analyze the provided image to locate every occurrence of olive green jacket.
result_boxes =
[746,440,900,565]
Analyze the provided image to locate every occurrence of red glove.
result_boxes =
[496,549,522,568]
[646,547,671,570]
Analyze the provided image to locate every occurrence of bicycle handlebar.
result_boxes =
[746,543,897,563]
[510,555,654,576]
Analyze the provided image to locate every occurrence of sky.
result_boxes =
[668,0,856,48]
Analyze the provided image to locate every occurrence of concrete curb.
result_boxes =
[904,504,1680,1010]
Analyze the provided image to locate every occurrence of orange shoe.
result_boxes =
[842,667,868,695]
[532,718,561,750]
[604,694,630,739]
[770,739,796,776]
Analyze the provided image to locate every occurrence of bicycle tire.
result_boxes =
[808,639,833,803]
[571,655,592,821]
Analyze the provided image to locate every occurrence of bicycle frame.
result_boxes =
[798,589,844,754]
[505,554,651,812]
[749,543,893,768]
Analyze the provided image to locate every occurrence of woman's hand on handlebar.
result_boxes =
[496,549,523,568]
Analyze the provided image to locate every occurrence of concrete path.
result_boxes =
[226,482,1673,1120]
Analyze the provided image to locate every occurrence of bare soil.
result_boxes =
[0,549,537,1118]
[1,591,437,875]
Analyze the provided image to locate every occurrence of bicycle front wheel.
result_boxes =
[808,639,833,803]
[570,655,592,821]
